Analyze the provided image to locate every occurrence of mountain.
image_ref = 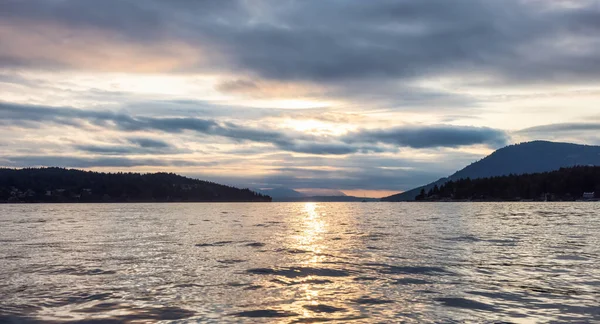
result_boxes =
[298,189,347,197]
[0,167,271,203]
[253,187,306,199]
[274,195,378,202]
[253,187,354,201]
[417,166,600,201]
[383,141,600,201]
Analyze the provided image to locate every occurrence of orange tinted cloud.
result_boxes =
[0,19,203,73]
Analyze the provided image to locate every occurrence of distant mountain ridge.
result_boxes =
[253,187,351,201]
[272,196,378,202]
[0,167,271,203]
[253,187,306,199]
[383,141,600,201]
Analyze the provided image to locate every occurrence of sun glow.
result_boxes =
[253,99,334,109]
[293,203,326,261]
[282,119,351,136]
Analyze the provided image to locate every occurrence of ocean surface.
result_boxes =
[0,202,599,323]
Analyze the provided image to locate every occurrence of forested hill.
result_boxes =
[0,168,271,203]
[416,166,600,201]
[383,141,600,201]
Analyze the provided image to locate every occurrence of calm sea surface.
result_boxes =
[0,202,599,323]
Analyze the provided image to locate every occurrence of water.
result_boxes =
[0,202,599,323]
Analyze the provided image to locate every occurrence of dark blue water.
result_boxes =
[1,202,598,323]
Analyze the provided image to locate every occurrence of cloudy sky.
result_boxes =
[1,0,599,197]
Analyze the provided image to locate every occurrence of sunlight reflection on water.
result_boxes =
[0,202,599,323]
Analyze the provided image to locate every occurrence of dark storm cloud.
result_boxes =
[0,101,507,152]
[347,125,509,149]
[1,1,599,85]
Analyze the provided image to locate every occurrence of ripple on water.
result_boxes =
[1,202,599,323]
[352,297,395,305]
[36,266,116,276]
[245,242,266,247]
[275,248,311,254]
[270,278,334,286]
[435,297,497,311]
[554,254,589,261]
[368,264,452,276]
[233,310,298,318]
[217,259,247,264]
[303,304,346,313]
[194,240,236,247]
[393,278,431,285]
[246,267,351,278]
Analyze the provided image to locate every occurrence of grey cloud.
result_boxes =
[0,155,213,169]
[514,122,600,145]
[127,137,171,148]
[186,149,485,191]
[346,125,509,149]
[1,1,599,86]
[518,122,600,134]
[74,137,181,155]
[190,165,447,192]
[216,79,259,93]
[215,1,600,85]
[0,101,507,152]
[1,153,449,191]
[74,145,139,155]
[74,143,184,156]
[276,142,390,156]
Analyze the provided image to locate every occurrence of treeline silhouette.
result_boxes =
[416,166,600,201]
[0,167,271,203]
[385,141,600,201]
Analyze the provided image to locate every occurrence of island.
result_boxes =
[414,166,599,202]
[0,167,271,203]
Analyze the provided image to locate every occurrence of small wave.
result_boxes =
[76,304,195,321]
[444,235,481,242]
[194,240,239,247]
[74,302,121,313]
[227,282,251,287]
[368,264,452,275]
[243,285,263,290]
[352,297,394,305]
[303,304,345,313]
[292,316,367,323]
[173,283,206,288]
[245,242,266,247]
[233,309,297,318]
[45,267,116,276]
[275,248,311,254]
[246,267,351,278]
[217,259,247,264]
[554,254,588,261]
[435,297,496,311]
[271,278,333,286]
[393,278,430,285]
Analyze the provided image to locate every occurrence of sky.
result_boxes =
[1,0,600,197]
